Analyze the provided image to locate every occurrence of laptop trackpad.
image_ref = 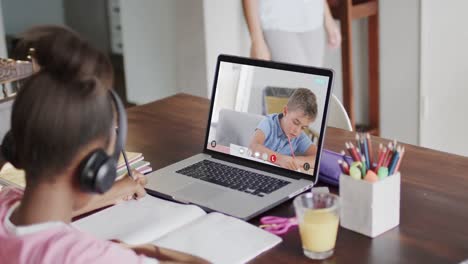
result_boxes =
[173,183,225,203]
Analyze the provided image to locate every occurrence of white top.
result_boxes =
[259,0,325,32]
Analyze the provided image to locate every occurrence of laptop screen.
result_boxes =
[205,55,333,181]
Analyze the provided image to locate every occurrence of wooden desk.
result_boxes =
[126,93,468,264]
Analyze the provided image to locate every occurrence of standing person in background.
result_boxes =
[242,0,341,66]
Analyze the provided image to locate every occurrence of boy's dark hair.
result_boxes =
[287,88,318,120]
[10,25,115,184]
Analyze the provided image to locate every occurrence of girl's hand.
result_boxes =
[119,171,147,201]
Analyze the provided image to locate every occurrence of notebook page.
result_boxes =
[153,212,282,264]
[73,195,206,244]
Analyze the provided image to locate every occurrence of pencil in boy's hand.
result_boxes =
[286,136,296,160]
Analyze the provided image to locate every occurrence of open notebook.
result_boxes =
[73,195,281,264]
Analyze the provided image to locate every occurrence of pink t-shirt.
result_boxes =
[0,187,156,264]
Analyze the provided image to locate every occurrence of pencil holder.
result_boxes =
[339,172,400,238]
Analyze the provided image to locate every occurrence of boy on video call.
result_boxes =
[249,88,318,171]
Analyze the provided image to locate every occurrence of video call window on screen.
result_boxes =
[207,62,330,177]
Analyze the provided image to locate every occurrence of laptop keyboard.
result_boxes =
[176,160,291,197]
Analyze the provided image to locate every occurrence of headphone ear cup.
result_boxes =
[79,149,116,194]
[95,158,117,194]
[1,131,21,168]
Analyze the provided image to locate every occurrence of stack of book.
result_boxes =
[0,152,152,189]
[116,151,152,179]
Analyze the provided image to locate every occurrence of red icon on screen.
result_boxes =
[270,154,277,163]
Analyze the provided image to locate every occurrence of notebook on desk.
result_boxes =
[145,55,334,220]
[73,195,281,264]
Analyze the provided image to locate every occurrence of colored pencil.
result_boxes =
[350,142,362,162]
[375,143,383,170]
[363,137,370,169]
[341,150,351,167]
[346,142,360,161]
[360,156,367,176]
[375,146,387,172]
[383,142,393,167]
[355,134,361,153]
[338,159,350,174]
[388,146,401,175]
[394,146,405,173]
[366,133,374,168]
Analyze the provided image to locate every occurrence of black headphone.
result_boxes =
[1,89,128,194]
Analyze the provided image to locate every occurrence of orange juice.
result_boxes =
[298,209,339,252]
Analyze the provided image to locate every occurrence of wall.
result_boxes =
[0,2,7,57]
[121,0,206,104]
[379,0,420,144]
[120,0,177,104]
[174,0,207,98]
[203,0,250,95]
[420,0,468,156]
[63,0,110,53]
[323,19,369,126]
[2,0,64,36]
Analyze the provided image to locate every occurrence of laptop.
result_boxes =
[146,55,334,220]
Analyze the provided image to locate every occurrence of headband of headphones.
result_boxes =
[109,89,127,164]
[81,89,128,193]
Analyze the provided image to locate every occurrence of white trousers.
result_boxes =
[263,26,325,67]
